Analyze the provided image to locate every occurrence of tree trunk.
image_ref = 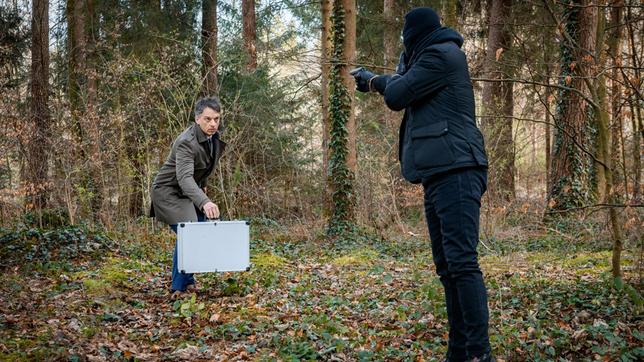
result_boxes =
[25,0,51,213]
[382,0,397,132]
[482,0,514,202]
[591,3,607,202]
[608,0,624,198]
[321,0,332,217]
[542,5,555,198]
[327,0,356,235]
[67,0,86,151]
[202,0,218,95]
[86,0,104,223]
[626,3,641,201]
[442,0,459,30]
[343,0,356,176]
[545,79,552,196]
[591,2,624,281]
[547,0,596,214]
[242,0,257,72]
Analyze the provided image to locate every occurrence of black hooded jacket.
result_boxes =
[373,27,488,183]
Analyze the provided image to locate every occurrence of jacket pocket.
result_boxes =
[410,121,456,169]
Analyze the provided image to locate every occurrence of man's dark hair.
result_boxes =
[195,96,221,118]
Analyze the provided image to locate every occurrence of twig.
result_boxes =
[545,203,643,214]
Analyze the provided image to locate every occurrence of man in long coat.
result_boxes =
[150,97,225,295]
[352,7,493,362]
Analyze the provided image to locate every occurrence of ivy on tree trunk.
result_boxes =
[327,1,355,236]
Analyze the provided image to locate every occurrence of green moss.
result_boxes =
[81,326,99,338]
[75,257,161,293]
[561,251,612,271]
[252,253,289,269]
[332,248,378,266]
[82,278,112,296]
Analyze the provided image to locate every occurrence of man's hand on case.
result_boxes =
[203,201,220,219]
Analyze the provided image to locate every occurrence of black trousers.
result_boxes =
[422,167,490,361]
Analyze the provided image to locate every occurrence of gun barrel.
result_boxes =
[349,67,364,76]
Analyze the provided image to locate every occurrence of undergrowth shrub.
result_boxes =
[0,224,114,268]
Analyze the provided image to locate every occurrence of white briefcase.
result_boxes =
[176,220,250,273]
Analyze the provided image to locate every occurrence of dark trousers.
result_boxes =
[422,167,490,361]
[170,210,205,292]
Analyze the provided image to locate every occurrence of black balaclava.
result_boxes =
[403,7,441,56]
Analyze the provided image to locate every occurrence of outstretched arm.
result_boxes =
[369,48,448,111]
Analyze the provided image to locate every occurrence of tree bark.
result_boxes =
[202,0,218,95]
[382,0,397,132]
[67,0,86,150]
[608,0,624,197]
[591,1,624,281]
[86,0,104,223]
[542,5,555,198]
[343,0,356,174]
[547,0,597,214]
[242,0,257,72]
[626,3,641,201]
[442,0,459,30]
[482,0,514,202]
[25,0,51,212]
[327,0,356,234]
[321,0,332,216]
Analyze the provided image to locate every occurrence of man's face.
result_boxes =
[195,107,220,136]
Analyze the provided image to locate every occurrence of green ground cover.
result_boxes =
[0,222,641,361]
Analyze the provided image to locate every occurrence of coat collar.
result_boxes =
[193,123,210,143]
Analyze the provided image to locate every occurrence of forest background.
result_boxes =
[0,0,642,360]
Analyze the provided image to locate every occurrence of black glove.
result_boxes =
[350,67,378,92]
[395,51,408,75]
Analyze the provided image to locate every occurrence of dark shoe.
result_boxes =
[170,290,184,300]
[469,353,495,362]
[186,284,197,293]
[442,353,468,362]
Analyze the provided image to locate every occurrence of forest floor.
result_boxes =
[0,217,642,361]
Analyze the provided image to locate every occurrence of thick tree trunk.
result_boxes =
[482,0,514,202]
[321,0,332,216]
[25,0,51,212]
[547,0,597,213]
[242,0,257,72]
[202,0,218,95]
[327,0,356,234]
[67,0,86,150]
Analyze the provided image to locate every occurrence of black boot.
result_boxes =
[469,353,495,362]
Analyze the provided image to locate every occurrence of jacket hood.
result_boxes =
[406,27,464,63]
[402,7,441,54]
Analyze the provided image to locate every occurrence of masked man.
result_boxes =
[150,97,225,297]
[351,7,493,362]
